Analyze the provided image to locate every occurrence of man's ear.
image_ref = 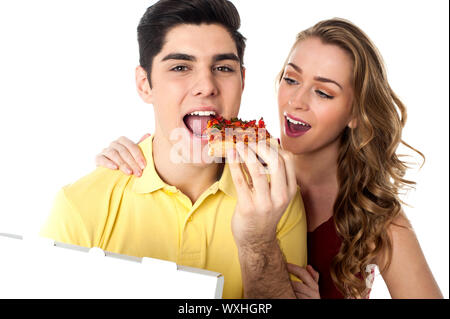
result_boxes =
[241,66,246,91]
[136,66,153,104]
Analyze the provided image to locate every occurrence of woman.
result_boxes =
[95,19,442,299]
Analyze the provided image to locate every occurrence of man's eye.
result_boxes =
[315,90,334,99]
[214,66,234,72]
[171,65,189,72]
[283,77,298,85]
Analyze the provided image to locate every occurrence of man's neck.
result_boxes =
[152,133,222,204]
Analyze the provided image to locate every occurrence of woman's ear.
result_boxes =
[347,117,357,129]
[135,66,153,104]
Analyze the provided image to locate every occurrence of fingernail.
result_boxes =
[138,160,146,170]
[277,138,281,145]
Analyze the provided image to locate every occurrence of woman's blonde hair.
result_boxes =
[277,18,424,298]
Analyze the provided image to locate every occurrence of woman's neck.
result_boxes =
[294,140,341,229]
[294,141,340,191]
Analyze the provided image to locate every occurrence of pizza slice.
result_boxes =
[205,116,279,158]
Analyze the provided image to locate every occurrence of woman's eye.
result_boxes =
[171,65,189,72]
[283,77,298,85]
[316,90,334,99]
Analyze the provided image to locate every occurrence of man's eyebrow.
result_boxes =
[213,53,240,63]
[286,62,343,90]
[161,53,196,62]
[161,53,240,64]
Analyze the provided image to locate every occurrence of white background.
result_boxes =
[0,0,448,298]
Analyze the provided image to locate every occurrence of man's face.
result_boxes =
[137,23,245,164]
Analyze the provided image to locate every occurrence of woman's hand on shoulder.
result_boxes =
[95,134,150,177]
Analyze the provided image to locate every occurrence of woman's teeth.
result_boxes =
[284,112,310,127]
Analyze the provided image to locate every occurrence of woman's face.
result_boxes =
[278,37,355,156]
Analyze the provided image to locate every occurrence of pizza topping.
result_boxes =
[205,115,273,146]
[206,116,267,130]
[258,118,265,128]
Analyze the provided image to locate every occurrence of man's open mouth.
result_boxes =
[183,110,217,138]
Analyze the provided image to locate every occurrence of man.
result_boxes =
[41,0,307,299]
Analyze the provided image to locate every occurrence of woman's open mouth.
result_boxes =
[284,112,311,137]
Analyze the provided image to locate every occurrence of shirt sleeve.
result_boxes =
[276,187,308,274]
[39,188,93,248]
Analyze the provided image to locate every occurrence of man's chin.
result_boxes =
[167,127,224,165]
[182,146,223,165]
[168,141,222,165]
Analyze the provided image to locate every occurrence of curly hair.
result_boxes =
[278,18,424,298]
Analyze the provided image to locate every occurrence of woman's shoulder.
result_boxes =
[372,210,414,267]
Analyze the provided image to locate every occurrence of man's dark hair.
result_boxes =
[137,0,246,87]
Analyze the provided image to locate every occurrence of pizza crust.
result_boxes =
[205,117,279,159]
[208,136,279,158]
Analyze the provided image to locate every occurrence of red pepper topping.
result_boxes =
[258,118,265,128]
[208,116,268,133]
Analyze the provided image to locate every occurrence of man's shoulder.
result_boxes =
[42,168,135,247]
[62,167,134,214]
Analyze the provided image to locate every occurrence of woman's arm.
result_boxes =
[377,212,443,298]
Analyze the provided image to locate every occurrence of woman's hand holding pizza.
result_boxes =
[226,141,297,249]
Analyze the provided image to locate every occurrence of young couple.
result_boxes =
[42,0,442,299]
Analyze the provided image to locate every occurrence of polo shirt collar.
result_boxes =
[132,135,167,194]
[218,163,237,199]
[132,135,237,199]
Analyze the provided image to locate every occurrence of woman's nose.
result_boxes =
[288,87,310,111]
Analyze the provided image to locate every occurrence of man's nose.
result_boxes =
[191,70,219,97]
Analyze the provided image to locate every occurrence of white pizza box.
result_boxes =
[0,233,223,299]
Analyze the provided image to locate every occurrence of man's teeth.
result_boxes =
[284,112,310,127]
[189,111,216,116]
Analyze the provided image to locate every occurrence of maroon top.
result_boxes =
[307,216,345,299]
[307,216,374,299]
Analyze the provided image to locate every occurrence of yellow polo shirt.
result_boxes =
[40,136,307,298]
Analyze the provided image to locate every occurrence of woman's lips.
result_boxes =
[284,115,311,137]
